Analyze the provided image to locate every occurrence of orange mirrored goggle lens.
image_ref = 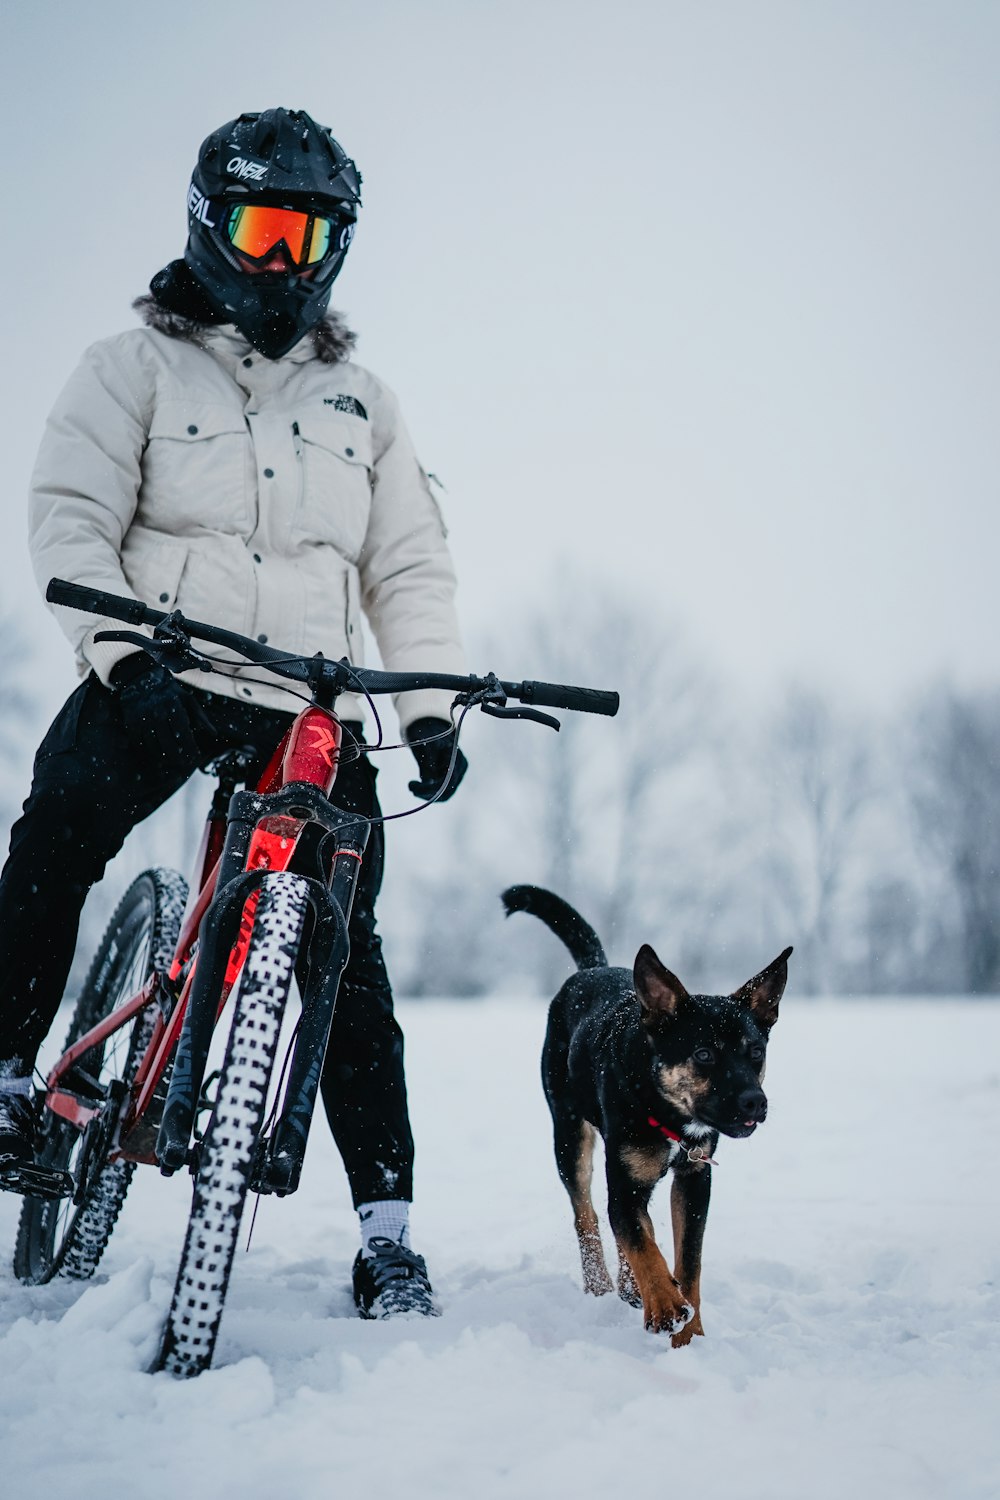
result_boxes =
[225,204,333,266]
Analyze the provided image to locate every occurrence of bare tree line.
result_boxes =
[1,589,998,1000]
[381,580,1000,998]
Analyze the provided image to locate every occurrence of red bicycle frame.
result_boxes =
[42,703,347,1166]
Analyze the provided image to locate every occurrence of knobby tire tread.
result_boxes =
[13,868,188,1285]
[156,873,309,1378]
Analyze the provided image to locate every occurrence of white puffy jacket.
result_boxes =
[29,307,465,727]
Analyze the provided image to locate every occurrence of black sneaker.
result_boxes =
[352,1237,440,1319]
[0,1063,35,1170]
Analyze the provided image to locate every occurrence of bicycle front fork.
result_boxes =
[157,807,368,1193]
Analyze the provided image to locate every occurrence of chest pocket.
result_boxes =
[294,412,373,562]
[140,403,250,534]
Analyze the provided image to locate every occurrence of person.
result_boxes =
[0,107,468,1319]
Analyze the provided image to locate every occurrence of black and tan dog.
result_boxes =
[502,885,791,1346]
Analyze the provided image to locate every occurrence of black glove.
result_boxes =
[406,717,468,802]
[110,653,201,771]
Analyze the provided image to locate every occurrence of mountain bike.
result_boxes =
[10,577,618,1377]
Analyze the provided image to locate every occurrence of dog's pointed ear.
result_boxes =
[733,946,793,1030]
[634,944,689,1024]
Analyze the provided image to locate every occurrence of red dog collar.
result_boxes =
[647,1114,719,1167]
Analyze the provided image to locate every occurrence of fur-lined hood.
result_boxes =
[132,292,357,365]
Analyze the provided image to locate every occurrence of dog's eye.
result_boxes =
[748,1044,765,1065]
[693,1046,715,1067]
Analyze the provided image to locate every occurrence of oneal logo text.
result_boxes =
[227,156,268,181]
[187,182,216,227]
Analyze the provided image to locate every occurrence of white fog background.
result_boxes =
[1,0,999,996]
[2,13,999,1497]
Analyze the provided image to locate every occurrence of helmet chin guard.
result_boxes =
[183,108,362,358]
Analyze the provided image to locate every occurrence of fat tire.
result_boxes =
[155,873,309,1378]
[14,867,188,1284]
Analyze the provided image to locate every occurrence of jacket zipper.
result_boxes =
[292,421,304,518]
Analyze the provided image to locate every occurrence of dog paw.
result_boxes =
[617,1252,642,1307]
[643,1290,694,1336]
[583,1270,613,1296]
[580,1242,613,1296]
[617,1279,642,1308]
[670,1310,704,1348]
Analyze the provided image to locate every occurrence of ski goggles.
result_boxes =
[222,203,350,267]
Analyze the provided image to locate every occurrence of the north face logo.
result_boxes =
[324,395,368,419]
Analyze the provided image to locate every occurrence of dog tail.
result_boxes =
[501,885,607,970]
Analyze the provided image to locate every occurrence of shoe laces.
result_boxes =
[365,1236,431,1290]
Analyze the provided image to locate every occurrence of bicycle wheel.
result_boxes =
[14,867,188,1285]
[155,872,310,1378]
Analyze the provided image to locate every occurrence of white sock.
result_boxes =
[0,1078,32,1095]
[0,1074,32,1096]
[358,1199,411,1256]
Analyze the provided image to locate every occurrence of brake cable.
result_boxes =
[95,625,562,827]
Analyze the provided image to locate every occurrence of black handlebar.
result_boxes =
[518,680,621,716]
[47,578,149,625]
[46,578,620,718]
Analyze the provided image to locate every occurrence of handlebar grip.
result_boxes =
[518,680,620,717]
[46,578,153,626]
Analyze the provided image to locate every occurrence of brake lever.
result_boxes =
[481,702,561,732]
[93,627,212,675]
[455,672,561,732]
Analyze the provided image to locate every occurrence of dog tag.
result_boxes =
[685,1145,718,1168]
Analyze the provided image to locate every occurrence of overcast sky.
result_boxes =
[3,0,998,719]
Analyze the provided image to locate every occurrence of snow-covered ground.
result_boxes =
[1,996,998,1499]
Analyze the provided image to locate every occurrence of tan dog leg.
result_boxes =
[669,1169,710,1347]
[616,1209,693,1335]
[569,1122,612,1294]
[574,1205,613,1295]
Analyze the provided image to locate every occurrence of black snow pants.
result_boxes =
[0,674,414,1206]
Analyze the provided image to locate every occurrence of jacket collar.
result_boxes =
[133,278,357,366]
[200,322,319,365]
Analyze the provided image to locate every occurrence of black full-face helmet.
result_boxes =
[185,108,362,358]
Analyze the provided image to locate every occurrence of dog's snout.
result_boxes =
[738,1089,767,1123]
